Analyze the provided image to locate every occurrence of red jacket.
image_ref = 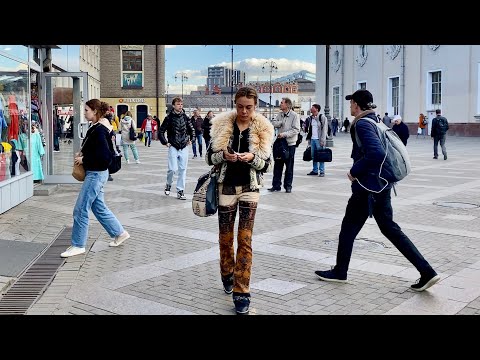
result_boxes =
[141,118,157,132]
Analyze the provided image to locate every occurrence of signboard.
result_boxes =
[57,106,73,115]
[119,98,145,103]
[122,73,142,88]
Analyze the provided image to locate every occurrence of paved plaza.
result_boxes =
[1,132,480,315]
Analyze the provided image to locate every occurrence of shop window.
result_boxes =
[0,55,31,183]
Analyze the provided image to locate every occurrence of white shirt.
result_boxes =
[145,119,152,131]
[311,117,319,140]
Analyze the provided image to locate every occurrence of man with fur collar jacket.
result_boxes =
[206,87,273,315]
[314,89,440,293]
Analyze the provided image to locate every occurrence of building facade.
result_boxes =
[316,45,480,136]
[80,45,100,99]
[100,45,166,128]
[206,66,246,94]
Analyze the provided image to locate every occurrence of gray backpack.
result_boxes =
[355,118,411,193]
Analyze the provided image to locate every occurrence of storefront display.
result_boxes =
[0,54,30,184]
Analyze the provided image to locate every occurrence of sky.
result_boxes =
[165,45,316,95]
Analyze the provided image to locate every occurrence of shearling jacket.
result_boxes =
[206,110,274,190]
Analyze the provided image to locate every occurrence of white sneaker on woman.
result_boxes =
[60,246,86,258]
[109,231,130,247]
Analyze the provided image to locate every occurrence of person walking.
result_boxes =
[61,99,130,258]
[314,89,440,292]
[120,111,140,164]
[417,113,427,139]
[431,109,449,160]
[268,97,300,193]
[140,114,154,147]
[158,97,194,200]
[391,114,410,146]
[207,87,274,314]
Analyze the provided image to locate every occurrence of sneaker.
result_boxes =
[126,159,130,164]
[285,188,292,193]
[135,160,141,164]
[410,273,440,292]
[109,231,130,247]
[108,175,113,181]
[319,172,325,177]
[192,155,197,159]
[444,155,447,160]
[222,273,234,294]
[433,156,438,159]
[307,171,318,175]
[177,190,186,200]
[164,184,171,196]
[267,187,281,192]
[315,268,347,283]
[60,246,86,258]
[233,294,250,315]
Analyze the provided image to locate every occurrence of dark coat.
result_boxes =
[392,122,410,146]
[158,110,194,150]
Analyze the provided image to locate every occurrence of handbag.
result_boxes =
[313,147,332,162]
[303,145,312,162]
[72,128,94,181]
[192,167,218,217]
[129,121,138,141]
[107,135,122,175]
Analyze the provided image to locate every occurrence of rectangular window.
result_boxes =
[332,86,340,118]
[431,71,441,105]
[390,77,399,115]
[122,50,142,71]
[358,82,366,90]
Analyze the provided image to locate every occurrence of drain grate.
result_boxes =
[0,227,72,315]
[434,202,479,209]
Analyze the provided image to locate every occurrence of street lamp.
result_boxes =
[262,60,278,120]
[230,45,234,110]
[174,72,188,98]
[324,45,334,147]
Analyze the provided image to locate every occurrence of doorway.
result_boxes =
[136,105,148,129]
[117,104,128,121]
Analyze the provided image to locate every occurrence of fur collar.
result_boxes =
[210,110,273,159]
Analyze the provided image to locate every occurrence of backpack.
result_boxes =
[437,117,448,135]
[355,117,411,193]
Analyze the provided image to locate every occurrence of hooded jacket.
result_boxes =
[81,118,114,171]
[206,110,274,190]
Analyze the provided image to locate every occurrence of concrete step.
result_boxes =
[33,184,60,196]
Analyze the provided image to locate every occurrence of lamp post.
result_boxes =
[231,45,234,110]
[262,60,278,120]
[324,45,334,147]
[174,72,188,98]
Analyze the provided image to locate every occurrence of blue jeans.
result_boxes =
[310,139,325,174]
[144,131,152,146]
[72,170,124,248]
[167,146,189,191]
[192,134,203,156]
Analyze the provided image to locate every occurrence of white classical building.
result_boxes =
[316,45,480,136]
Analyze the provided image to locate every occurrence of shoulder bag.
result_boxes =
[192,166,219,217]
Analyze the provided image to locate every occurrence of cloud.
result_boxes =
[212,57,316,82]
[167,84,203,95]
[278,45,287,48]
[165,45,177,49]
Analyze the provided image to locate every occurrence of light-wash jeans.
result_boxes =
[166,146,189,192]
[310,139,325,174]
[122,143,139,161]
[72,170,124,248]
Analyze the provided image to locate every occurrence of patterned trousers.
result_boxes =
[217,183,260,294]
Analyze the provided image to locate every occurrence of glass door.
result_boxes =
[39,72,88,183]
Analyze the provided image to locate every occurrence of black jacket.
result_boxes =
[81,123,113,171]
[158,110,194,150]
[392,122,410,146]
[201,116,212,140]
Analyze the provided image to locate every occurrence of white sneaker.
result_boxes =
[126,159,130,164]
[60,246,86,258]
[135,160,141,164]
[109,231,130,247]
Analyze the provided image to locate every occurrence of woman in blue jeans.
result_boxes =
[61,99,130,258]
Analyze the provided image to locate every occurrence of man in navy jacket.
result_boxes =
[314,89,440,292]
